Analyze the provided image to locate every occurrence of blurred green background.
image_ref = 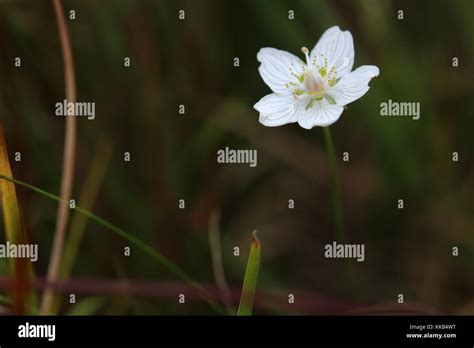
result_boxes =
[0,0,472,315]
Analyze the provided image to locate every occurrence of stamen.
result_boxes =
[301,46,311,66]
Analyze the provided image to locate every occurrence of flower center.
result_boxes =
[289,47,339,108]
[291,47,325,103]
[303,70,324,94]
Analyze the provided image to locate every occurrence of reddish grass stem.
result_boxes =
[40,0,77,315]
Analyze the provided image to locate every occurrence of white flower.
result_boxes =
[254,26,379,129]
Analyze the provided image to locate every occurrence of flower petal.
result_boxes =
[310,26,354,77]
[257,48,306,95]
[295,98,344,129]
[254,93,299,127]
[330,65,380,105]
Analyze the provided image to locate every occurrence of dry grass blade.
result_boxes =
[0,125,35,314]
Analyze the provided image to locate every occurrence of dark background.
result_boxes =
[0,0,472,315]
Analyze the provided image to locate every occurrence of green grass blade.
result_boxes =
[0,174,225,314]
[237,231,261,316]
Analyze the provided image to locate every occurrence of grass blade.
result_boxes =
[0,125,36,314]
[237,231,261,316]
[0,174,225,314]
[42,0,78,315]
[49,139,113,314]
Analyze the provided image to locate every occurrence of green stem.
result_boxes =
[0,174,225,314]
[322,127,345,243]
[322,128,361,297]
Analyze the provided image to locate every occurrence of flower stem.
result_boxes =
[322,127,345,243]
[322,128,360,297]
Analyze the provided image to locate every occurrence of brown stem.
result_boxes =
[40,0,77,315]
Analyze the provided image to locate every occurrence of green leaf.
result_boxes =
[237,231,261,316]
[324,94,337,105]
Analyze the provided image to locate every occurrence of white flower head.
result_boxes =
[254,26,380,129]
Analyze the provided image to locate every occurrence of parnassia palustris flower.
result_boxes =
[254,26,379,129]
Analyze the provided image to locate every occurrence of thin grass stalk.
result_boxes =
[41,0,77,314]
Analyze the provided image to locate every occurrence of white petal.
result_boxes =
[310,26,354,77]
[254,93,299,127]
[257,48,306,95]
[295,98,344,129]
[330,65,379,105]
